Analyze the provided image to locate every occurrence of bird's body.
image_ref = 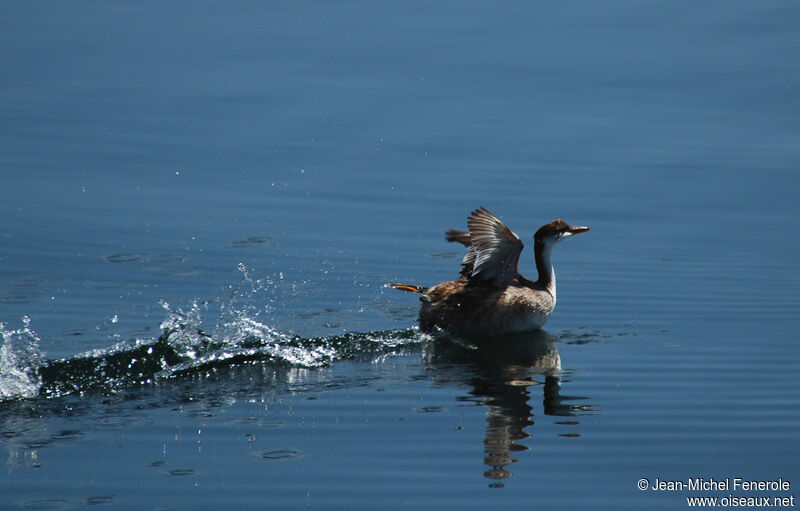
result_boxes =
[388,207,588,335]
[418,276,554,334]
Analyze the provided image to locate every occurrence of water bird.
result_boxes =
[387,207,589,334]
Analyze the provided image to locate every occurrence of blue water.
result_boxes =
[2,1,799,509]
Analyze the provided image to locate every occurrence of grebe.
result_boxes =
[387,207,589,334]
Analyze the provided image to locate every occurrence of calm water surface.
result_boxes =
[2,1,799,509]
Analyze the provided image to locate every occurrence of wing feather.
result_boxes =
[465,207,523,286]
[445,229,476,277]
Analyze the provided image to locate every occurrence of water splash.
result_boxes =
[4,303,420,402]
[34,309,419,399]
[0,264,425,402]
[0,316,43,400]
[157,298,420,376]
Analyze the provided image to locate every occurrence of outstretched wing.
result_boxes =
[465,207,523,286]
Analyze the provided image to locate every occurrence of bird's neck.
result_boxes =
[534,239,556,300]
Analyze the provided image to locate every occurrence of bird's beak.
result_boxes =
[569,225,590,235]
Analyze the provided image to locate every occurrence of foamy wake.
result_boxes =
[0,302,422,402]
[0,263,424,402]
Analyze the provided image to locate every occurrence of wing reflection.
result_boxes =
[422,330,597,487]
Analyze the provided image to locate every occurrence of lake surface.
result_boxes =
[2,1,799,509]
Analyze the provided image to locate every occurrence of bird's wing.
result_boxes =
[445,229,476,277]
[465,207,523,286]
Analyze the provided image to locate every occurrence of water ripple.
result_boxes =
[253,448,304,461]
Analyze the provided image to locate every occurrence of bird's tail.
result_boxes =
[384,283,428,294]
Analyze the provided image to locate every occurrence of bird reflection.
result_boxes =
[422,330,597,487]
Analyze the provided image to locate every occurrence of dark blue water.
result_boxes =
[2,1,799,509]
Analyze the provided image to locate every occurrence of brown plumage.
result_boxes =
[387,207,589,335]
